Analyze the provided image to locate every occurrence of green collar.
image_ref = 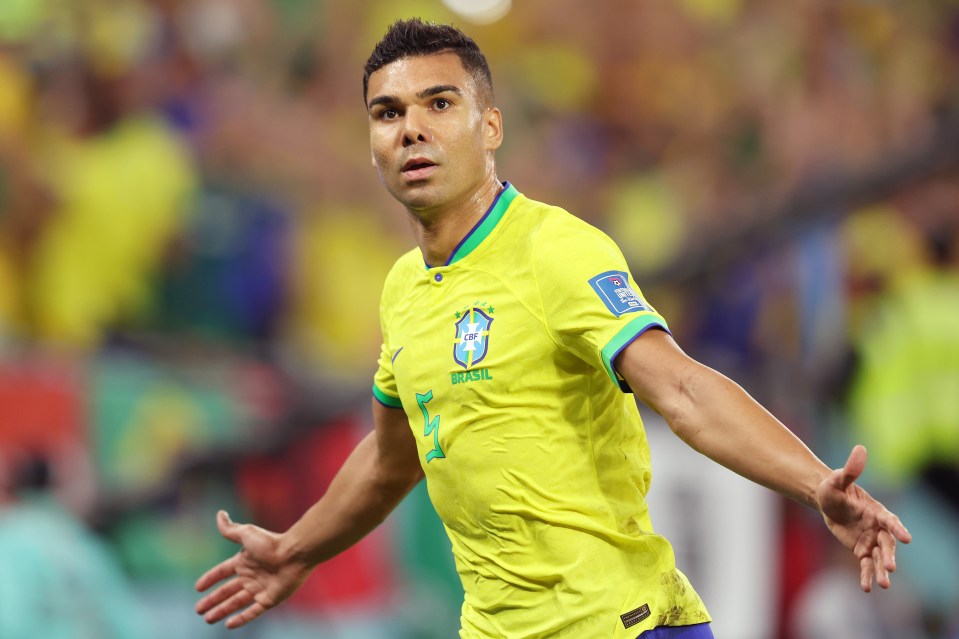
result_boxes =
[426,182,519,268]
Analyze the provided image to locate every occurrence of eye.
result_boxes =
[433,98,451,110]
[381,107,399,120]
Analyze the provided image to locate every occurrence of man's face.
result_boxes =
[366,52,501,213]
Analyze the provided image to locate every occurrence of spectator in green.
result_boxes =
[848,220,959,495]
[0,449,155,639]
[847,210,959,639]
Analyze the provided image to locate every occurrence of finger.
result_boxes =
[873,544,890,590]
[217,510,245,545]
[195,554,239,592]
[859,554,875,593]
[853,528,878,561]
[835,445,868,491]
[878,509,912,544]
[204,588,254,625]
[195,578,244,615]
[878,529,898,573]
[226,601,268,629]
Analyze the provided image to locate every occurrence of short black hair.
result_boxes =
[363,18,493,105]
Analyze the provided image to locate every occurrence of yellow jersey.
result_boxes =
[373,183,710,638]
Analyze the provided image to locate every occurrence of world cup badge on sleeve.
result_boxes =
[588,270,648,317]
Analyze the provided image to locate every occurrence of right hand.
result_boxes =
[195,510,312,629]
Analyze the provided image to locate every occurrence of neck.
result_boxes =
[408,176,503,267]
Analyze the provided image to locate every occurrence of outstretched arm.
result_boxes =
[195,399,422,628]
[616,329,911,592]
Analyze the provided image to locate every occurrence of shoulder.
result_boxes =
[519,196,623,266]
[385,246,423,280]
[505,192,615,248]
[380,247,422,309]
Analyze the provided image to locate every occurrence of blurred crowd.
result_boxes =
[0,1,957,638]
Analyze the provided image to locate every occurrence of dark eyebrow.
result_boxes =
[367,85,463,112]
[367,94,398,111]
[417,84,462,99]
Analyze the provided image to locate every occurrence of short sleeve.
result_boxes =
[533,215,669,392]
[373,340,403,408]
[372,262,406,409]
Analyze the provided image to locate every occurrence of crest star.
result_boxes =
[455,311,461,319]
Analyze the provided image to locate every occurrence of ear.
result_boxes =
[484,107,503,152]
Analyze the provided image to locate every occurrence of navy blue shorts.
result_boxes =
[636,622,714,639]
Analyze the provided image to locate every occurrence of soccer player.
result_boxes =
[195,19,911,639]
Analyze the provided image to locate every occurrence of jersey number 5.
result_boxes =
[415,390,445,462]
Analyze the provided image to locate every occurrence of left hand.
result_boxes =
[816,445,912,592]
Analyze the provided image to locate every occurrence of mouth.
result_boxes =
[401,157,437,180]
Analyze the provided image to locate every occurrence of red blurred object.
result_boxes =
[0,361,84,453]
[237,417,394,611]
[776,501,825,639]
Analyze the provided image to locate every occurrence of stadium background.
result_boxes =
[0,0,957,637]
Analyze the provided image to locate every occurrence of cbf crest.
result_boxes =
[453,302,494,369]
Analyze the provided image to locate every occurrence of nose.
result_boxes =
[402,107,432,147]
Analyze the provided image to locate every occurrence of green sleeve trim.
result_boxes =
[600,314,670,392]
[372,384,403,409]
